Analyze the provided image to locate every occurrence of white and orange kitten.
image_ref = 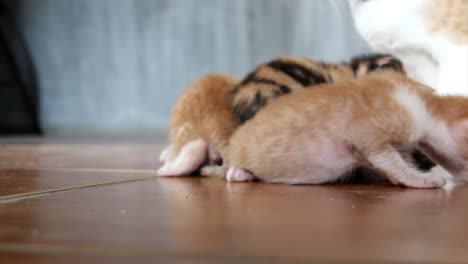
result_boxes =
[348,0,468,95]
[212,72,468,189]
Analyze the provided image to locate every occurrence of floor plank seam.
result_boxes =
[0,167,159,174]
[0,176,160,203]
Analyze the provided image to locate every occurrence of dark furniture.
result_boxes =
[0,4,40,134]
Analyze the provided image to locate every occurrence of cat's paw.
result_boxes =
[159,145,173,162]
[226,167,255,182]
[401,173,446,189]
[430,165,458,192]
[157,140,207,177]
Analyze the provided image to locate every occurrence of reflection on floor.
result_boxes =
[0,138,467,264]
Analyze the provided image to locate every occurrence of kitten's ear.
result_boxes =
[450,118,468,143]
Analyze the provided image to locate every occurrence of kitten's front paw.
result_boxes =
[159,145,173,162]
[226,167,255,182]
[157,140,208,177]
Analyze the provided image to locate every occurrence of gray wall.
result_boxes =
[12,0,369,134]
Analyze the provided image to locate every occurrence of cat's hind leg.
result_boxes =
[367,145,446,188]
[403,149,457,191]
[158,140,208,177]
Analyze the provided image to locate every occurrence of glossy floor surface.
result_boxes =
[1,138,468,264]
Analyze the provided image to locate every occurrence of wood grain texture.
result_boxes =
[0,177,468,263]
[0,169,156,198]
[0,143,162,170]
[9,0,369,133]
[0,139,468,263]
[1,138,467,263]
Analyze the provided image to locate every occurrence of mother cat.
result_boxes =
[348,0,468,95]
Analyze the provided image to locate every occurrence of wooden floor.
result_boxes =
[1,138,468,264]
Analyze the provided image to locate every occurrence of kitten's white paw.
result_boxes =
[427,165,459,192]
[159,145,173,162]
[157,140,207,177]
[431,165,458,192]
[400,171,446,189]
[226,167,255,182]
[400,165,451,188]
[442,178,457,192]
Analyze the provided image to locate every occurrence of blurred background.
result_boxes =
[0,0,369,136]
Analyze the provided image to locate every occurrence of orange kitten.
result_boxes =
[158,74,239,176]
[221,71,467,188]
